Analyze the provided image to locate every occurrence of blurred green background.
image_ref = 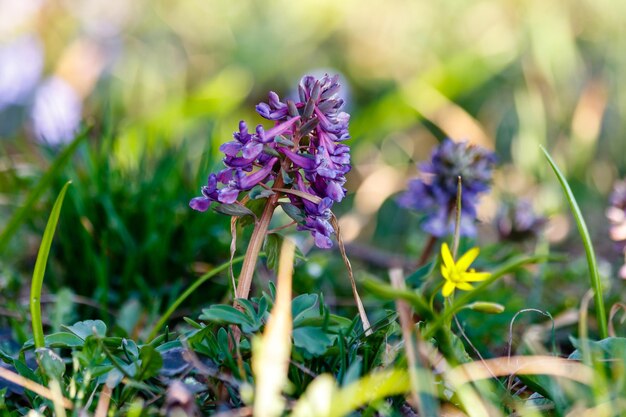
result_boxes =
[1,0,625,340]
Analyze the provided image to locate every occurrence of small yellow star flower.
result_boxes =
[440,243,490,297]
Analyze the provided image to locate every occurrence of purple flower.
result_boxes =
[31,77,82,145]
[191,74,352,248]
[496,199,546,242]
[398,139,496,237]
[0,35,44,110]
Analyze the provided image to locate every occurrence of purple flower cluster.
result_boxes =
[398,139,496,237]
[190,74,351,248]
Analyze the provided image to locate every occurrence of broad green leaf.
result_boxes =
[44,332,84,348]
[292,294,319,327]
[200,305,259,333]
[138,345,163,380]
[569,337,626,361]
[36,348,65,380]
[62,320,107,340]
[293,327,336,357]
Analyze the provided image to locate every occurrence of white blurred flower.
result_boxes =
[0,35,43,110]
[0,0,43,37]
[63,0,135,39]
[31,77,82,145]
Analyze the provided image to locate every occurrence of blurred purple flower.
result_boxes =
[398,139,496,237]
[31,77,82,145]
[0,35,43,110]
[191,74,351,248]
[496,199,546,242]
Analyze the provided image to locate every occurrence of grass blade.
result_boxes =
[147,254,253,342]
[30,181,72,349]
[0,132,87,253]
[540,146,608,339]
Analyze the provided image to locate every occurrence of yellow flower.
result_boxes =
[440,243,490,297]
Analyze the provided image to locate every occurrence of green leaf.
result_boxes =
[12,360,40,385]
[138,345,163,380]
[292,294,319,327]
[280,168,293,185]
[30,181,72,349]
[342,357,362,386]
[44,332,85,348]
[569,337,626,361]
[239,199,268,228]
[0,132,86,253]
[406,261,436,287]
[293,327,336,357]
[36,348,65,380]
[199,305,260,333]
[62,320,107,340]
[541,146,607,339]
[213,203,254,217]
[362,277,432,319]
[264,233,283,271]
[280,203,305,223]
[182,317,204,329]
[234,298,258,320]
[122,339,139,359]
[249,186,275,200]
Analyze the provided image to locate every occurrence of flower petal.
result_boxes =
[189,197,211,212]
[462,271,491,282]
[455,282,474,291]
[456,247,480,272]
[440,264,450,281]
[441,243,455,270]
[442,281,456,297]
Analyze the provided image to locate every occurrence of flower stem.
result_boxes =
[417,235,437,267]
[235,177,284,301]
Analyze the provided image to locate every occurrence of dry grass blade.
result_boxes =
[230,216,238,297]
[389,268,421,411]
[331,214,372,336]
[252,238,296,417]
[608,302,626,337]
[94,384,112,417]
[447,355,594,386]
[0,366,73,410]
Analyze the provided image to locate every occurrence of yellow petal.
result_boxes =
[441,243,455,270]
[462,271,491,282]
[442,281,456,297]
[455,282,474,291]
[456,247,480,272]
[440,264,450,280]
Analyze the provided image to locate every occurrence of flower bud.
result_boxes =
[466,301,505,314]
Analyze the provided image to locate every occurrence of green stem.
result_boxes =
[30,181,72,349]
[146,254,252,342]
[452,176,462,258]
